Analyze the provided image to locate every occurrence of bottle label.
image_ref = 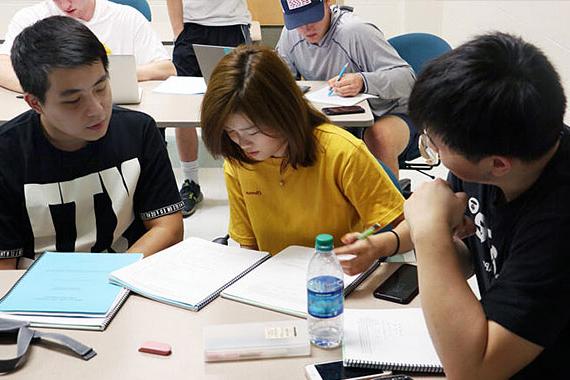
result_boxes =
[307,275,344,318]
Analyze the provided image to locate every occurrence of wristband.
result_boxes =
[387,230,400,256]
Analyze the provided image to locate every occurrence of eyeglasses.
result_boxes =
[400,129,440,179]
[418,130,440,166]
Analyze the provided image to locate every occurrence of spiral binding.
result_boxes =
[345,359,444,374]
[101,289,131,330]
[197,253,271,311]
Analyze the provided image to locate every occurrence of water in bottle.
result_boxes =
[307,234,344,349]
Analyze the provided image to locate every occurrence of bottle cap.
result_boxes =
[315,234,334,251]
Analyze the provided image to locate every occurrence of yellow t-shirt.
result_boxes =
[224,123,404,255]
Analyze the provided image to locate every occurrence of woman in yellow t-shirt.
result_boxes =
[201,45,404,255]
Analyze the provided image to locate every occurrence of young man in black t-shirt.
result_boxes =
[0,16,184,269]
[336,32,569,379]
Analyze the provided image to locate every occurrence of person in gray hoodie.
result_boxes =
[276,0,417,178]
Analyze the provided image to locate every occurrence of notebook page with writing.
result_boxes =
[343,308,444,374]
[221,246,380,318]
[109,237,270,311]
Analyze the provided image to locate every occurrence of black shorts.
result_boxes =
[173,23,251,77]
[391,112,420,166]
[346,112,420,167]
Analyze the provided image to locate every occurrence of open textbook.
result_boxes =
[221,245,380,318]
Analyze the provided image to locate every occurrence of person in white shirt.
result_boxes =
[166,0,251,217]
[0,0,176,92]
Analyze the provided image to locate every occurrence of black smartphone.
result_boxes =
[373,264,419,304]
[305,360,387,380]
[322,105,365,116]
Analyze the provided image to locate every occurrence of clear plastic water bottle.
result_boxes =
[307,233,344,349]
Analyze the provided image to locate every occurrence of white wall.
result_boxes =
[0,1,38,37]
[147,0,173,41]
[346,0,570,123]
[442,1,570,124]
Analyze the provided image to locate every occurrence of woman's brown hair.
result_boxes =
[201,44,328,168]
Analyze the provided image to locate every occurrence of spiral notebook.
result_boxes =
[0,252,142,330]
[221,246,381,318]
[109,237,271,311]
[343,308,444,374]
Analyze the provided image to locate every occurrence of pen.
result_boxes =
[328,62,349,96]
[370,375,413,380]
[357,223,382,240]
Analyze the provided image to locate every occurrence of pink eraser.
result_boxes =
[138,341,172,356]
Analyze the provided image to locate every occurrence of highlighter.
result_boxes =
[357,223,382,240]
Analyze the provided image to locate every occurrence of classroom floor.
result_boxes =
[164,128,449,243]
[165,129,230,242]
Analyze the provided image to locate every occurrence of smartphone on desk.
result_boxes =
[322,105,365,116]
[373,264,418,304]
[305,360,387,380]
[298,84,311,94]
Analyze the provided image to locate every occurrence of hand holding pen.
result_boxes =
[328,64,364,97]
[357,223,383,240]
[328,62,349,96]
[335,223,384,276]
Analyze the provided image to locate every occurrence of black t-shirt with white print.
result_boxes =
[0,107,183,261]
[449,128,570,379]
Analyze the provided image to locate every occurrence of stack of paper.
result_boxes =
[0,252,142,330]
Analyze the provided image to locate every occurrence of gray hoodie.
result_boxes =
[276,7,415,117]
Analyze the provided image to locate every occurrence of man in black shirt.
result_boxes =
[336,32,569,379]
[0,16,184,269]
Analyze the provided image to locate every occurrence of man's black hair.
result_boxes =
[409,32,567,162]
[11,15,108,103]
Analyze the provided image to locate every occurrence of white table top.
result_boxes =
[0,264,441,379]
[0,81,374,128]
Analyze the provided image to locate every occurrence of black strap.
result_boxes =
[33,330,97,360]
[0,325,34,373]
[0,321,96,373]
